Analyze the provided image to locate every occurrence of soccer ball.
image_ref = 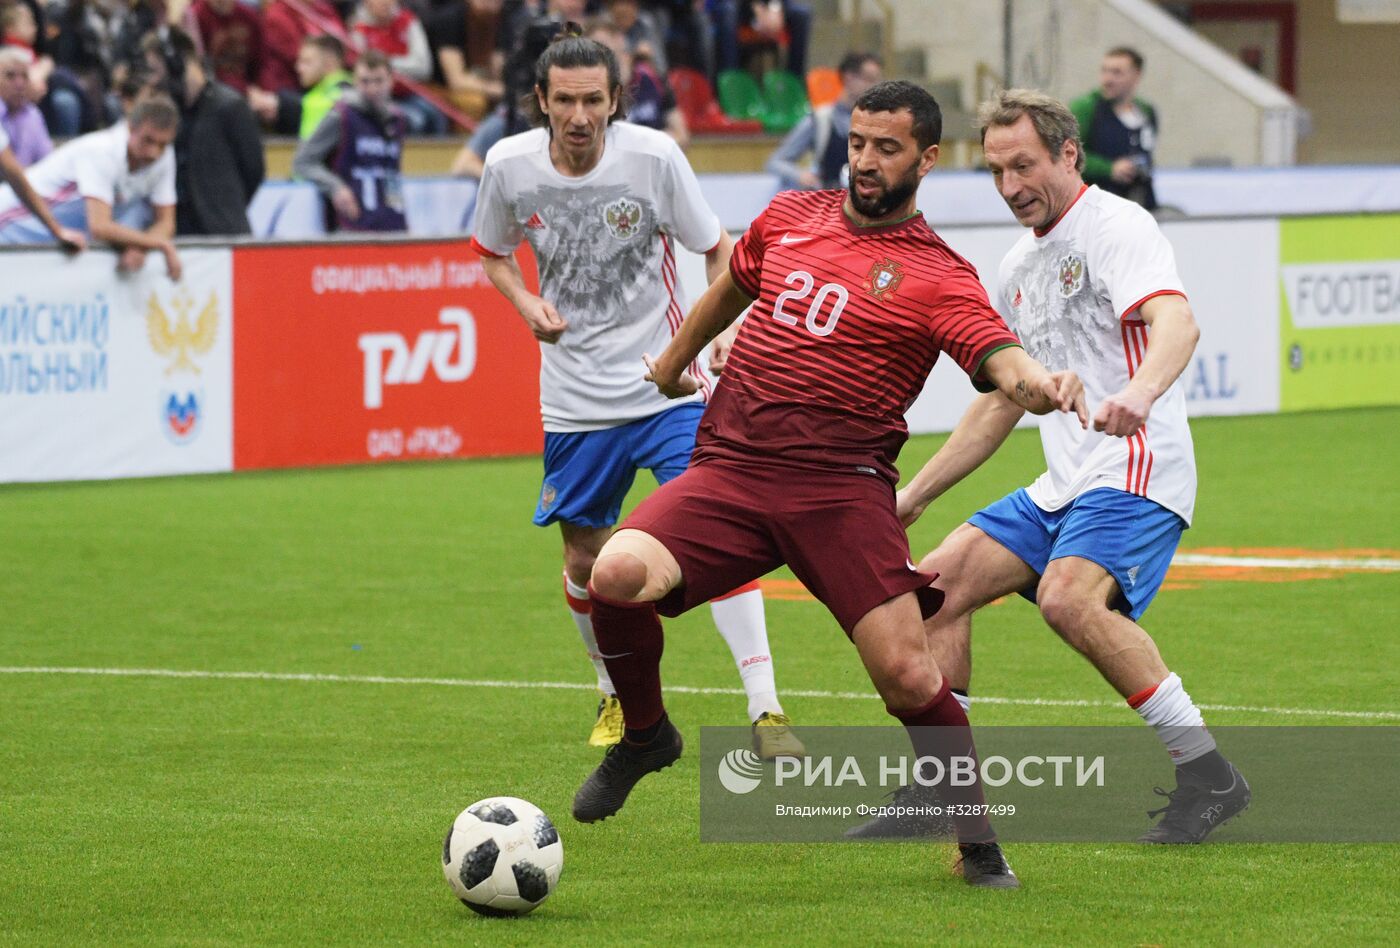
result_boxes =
[442,797,564,917]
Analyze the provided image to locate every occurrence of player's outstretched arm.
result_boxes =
[645,268,752,398]
[982,346,1088,423]
[896,392,1026,527]
[480,253,568,343]
[1094,294,1199,437]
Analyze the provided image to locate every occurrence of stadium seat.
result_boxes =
[805,67,841,108]
[717,69,766,122]
[667,67,763,135]
[761,70,809,133]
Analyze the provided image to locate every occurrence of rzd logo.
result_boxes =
[358,308,476,409]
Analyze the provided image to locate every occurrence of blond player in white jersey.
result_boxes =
[470,28,800,757]
[851,89,1249,844]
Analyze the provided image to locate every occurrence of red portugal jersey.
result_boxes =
[694,189,1021,484]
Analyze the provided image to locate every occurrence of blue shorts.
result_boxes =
[534,402,705,529]
[968,487,1185,620]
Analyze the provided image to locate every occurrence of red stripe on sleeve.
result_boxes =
[469,235,505,259]
[1119,290,1186,322]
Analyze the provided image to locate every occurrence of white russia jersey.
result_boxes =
[997,185,1197,524]
[472,122,722,432]
[0,123,176,231]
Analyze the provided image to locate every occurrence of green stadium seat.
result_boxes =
[717,69,766,122]
[761,70,809,134]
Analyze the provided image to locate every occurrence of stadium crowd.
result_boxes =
[0,0,818,238]
[0,0,812,145]
[0,0,1168,250]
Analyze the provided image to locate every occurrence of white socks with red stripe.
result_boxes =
[564,574,614,695]
[709,584,783,722]
[1128,672,1217,765]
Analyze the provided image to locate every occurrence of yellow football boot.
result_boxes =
[588,693,624,747]
[751,711,805,760]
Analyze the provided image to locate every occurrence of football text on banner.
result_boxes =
[1279,215,1400,411]
[231,242,542,469]
[0,249,234,483]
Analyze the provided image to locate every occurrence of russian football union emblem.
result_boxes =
[1058,254,1086,298]
[160,389,203,444]
[864,257,905,300]
[603,198,644,241]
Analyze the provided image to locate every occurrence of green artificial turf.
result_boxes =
[2,408,1397,945]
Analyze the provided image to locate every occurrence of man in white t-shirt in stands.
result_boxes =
[852,89,1249,844]
[0,97,182,280]
[0,122,85,251]
[471,27,802,758]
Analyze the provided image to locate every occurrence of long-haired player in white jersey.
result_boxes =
[470,26,801,757]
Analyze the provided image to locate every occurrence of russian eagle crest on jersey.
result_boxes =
[1058,253,1086,298]
[604,198,644,240]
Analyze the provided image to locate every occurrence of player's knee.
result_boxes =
[879,657,943,711]
[1037,577,1096,644]
[589,553,650,602]
[562,546,597,587]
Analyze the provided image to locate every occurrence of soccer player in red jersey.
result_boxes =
[570,81,1087,887]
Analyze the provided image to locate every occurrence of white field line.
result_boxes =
[2,665,1397,721]
[1172,553,1400,571]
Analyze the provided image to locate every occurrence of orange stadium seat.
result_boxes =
[806,67,841,108]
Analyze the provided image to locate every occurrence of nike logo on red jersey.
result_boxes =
[779,233,814,245]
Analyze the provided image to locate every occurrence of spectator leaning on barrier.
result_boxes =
[1071,46,1157,210]
[0,45,51,166]
[293,49,407,232]
[764,50,880,191]
[165,27,264,237]
[0,95,180,278]
[0,118,85,249]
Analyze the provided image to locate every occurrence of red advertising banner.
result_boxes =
[232,241,542,469]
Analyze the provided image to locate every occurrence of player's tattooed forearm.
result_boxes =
[1015,379,1030,403]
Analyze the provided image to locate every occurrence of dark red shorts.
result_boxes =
[622,459,943,635]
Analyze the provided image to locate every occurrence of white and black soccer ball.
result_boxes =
[442,797,564,917]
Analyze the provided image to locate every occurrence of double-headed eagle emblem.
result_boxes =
[603,198,643,240]
[147,289,219,375]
